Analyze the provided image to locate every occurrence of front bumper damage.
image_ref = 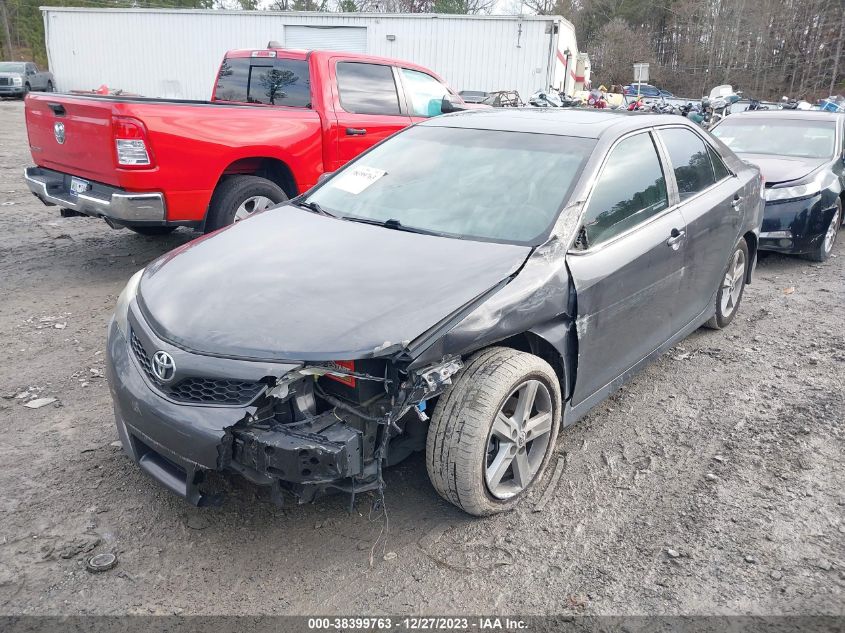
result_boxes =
[759,193,838,255]
[106,312,462,508]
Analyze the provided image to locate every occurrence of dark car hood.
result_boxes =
[138,205,531,361]
[737,153,827,185]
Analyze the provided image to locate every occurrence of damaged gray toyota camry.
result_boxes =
[106,109,764,516]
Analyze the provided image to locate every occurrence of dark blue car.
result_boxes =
[712,110,843,262]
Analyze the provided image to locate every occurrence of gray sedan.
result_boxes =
[106,109,764,517]
[0,61,54,98]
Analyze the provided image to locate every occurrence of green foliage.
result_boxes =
[432,0,469,13]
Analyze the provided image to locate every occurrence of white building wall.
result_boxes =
[42,8,579,102]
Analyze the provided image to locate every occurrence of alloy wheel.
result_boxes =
[823,205,840,255]
[485,379,553,499]
[720,248,746,318]
[233,195,274,222]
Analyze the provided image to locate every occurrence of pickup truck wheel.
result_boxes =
[46,81,54,92]
[129,226,177,236]
[425,347,562,516]
[704,238,749,329]
[206,175,288,232]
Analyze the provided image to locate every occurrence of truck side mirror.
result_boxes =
[440,95,467,114]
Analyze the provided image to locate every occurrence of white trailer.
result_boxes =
[40,8,587,102]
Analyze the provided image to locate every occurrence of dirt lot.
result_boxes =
[0,98,843,617]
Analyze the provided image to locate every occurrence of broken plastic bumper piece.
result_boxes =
[229,411,364,485]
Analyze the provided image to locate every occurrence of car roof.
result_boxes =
[725,110,844,123]
[422,108,694,139]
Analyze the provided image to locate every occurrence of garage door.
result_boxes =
[285,26,367,53]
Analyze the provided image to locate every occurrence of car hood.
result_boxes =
[138,205,532,361]
[737,153,827,185]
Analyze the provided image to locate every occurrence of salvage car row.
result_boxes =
[18,47,845,517]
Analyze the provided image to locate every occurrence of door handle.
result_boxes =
[731,195,743,209]
[346,127,367,136]
[666,228,686,248]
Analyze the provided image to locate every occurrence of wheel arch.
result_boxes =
[494,326,575,401]
[217,156,298,199]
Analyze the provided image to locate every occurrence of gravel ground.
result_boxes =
[0,98,843,616]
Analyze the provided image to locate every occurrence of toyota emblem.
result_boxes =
[53,122,65,144]
[151,351,175,382]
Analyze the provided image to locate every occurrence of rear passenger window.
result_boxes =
[215,57,311,107]
[581,133,669,247]
[660,128,717,199]
[337,62,401,116]
[708,145,731,181]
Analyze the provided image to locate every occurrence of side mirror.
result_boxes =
[317,171,333,184]
[440,95,467,114]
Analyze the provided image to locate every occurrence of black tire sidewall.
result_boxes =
[714,239,749,328]
[206,175,288,233]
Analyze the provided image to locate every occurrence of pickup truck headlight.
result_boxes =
[12,76,22,86]
[113,269,144,337]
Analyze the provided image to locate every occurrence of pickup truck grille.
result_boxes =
[0,78,10,86]
[129,329,263,406]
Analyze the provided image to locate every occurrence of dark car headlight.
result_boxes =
[113,269,144,337]
[764,171,833,203]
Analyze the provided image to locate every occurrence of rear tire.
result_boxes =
[129,226,177,237]
[205,175,288,233]
[804,199,841,263]
[705,238,749,330]
[425,347,562,516]
[46,80,54,92]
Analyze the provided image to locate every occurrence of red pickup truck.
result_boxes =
[24,48,465,235]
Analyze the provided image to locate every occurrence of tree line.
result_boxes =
[1,0,842,101]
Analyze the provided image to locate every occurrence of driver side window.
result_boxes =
[580,133,669,248]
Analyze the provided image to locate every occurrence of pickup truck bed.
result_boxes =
[25,93,323,228]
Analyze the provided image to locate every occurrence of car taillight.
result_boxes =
[113,116,152,167]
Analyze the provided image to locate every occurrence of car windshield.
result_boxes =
[712,119,836,159]
[0,62,25,73]
[305,126,594,245]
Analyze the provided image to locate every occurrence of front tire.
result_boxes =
[705,238,749,329]
[804,199,841,263]
[205,175,288,233]
[425,347,562,516]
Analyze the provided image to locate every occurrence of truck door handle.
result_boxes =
[666,228,685,248]
[346,127,367,136]
[731,195,743,209]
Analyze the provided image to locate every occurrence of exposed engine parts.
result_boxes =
[218,356,464,509]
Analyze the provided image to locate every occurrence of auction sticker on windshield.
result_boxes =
[333,166,387,195]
